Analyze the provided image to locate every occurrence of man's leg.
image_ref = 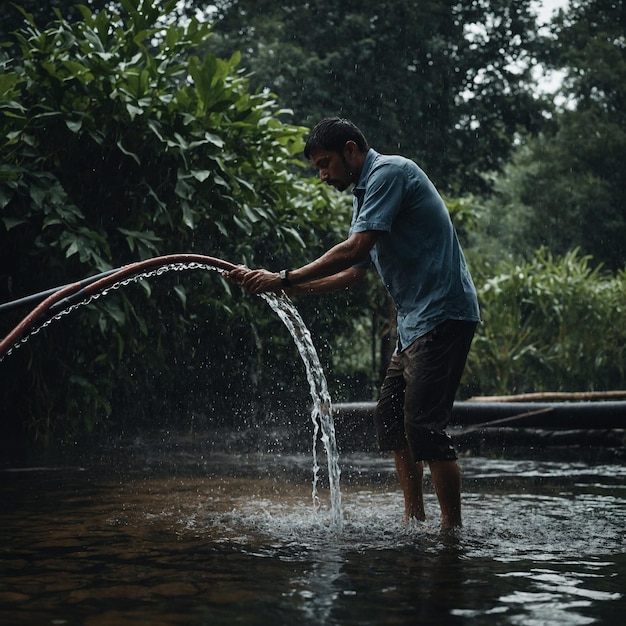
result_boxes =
[393,446,425,522]
[429,459,462,529]
[402,321,475,529]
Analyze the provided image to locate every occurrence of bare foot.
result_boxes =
[404,507,426,524]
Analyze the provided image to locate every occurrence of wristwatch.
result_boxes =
[279,269,292,287]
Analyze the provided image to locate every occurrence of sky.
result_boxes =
[534,0,570,24]
[532,0,571,95]
[198,1,572,28]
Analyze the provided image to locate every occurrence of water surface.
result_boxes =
[1,446,624,625]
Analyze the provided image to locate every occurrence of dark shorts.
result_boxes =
[374,319,476,462]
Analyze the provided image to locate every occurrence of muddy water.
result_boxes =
[1,447,624,626]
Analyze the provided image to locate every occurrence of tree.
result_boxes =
[0,0,352,442]
[204,0,552,194]
[0,0,113,44]
[476,0,626,270]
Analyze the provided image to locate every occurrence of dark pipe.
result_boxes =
[450,400,626,429]
[0,280,85,361]
[0,268,120,315]
[333,401,626,430]
[0,254,237,360]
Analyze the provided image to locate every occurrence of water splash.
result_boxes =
[262,292,342,528]
[2,262,343,526]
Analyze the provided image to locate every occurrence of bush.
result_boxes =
[0,0,349,443]
[466,248,626,395]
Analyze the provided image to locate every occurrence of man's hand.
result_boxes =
[225,265,282,294]
[225,264,249,285]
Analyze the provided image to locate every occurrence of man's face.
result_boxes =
[309,148,353,191]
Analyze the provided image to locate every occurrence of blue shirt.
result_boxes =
[349,149,480,350]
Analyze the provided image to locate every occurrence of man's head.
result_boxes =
[304,118,369,159]
[305,118,370,191]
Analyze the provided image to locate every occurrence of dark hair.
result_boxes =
[304,117,369,159]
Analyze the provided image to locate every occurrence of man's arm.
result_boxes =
[231,231,379,294]
[287,266,367,296]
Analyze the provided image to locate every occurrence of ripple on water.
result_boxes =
[1,453,624,626]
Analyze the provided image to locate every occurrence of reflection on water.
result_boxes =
[1,449,625,625]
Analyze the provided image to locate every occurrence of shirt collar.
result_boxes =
[353,148,378,194]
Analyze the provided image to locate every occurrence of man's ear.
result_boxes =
[343,140,362,169]
[343,140,358,157]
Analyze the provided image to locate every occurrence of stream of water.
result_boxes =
[262,292,342,527]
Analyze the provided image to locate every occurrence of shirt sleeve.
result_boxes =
[351,163,404,233]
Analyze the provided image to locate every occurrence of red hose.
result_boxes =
[0,254,237,360]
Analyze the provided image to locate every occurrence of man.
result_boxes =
[228,117,479,529]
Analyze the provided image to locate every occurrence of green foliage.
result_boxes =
[475,0,626,271]
[519,122,624,271]
[205,0,551,194]
[0,1,112,46]
[0,0,315,270]
[0,0,351,442]
[2,0,624,450]
[466,249,626,396]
